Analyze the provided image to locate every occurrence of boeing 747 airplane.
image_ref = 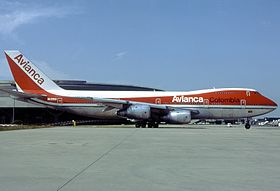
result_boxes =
[3,50,277,129]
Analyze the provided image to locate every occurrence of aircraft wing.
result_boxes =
[92,97,198,115]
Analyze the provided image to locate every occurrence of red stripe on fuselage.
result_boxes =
[118,90,277,107]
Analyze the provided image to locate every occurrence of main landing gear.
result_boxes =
[135,121,159,128]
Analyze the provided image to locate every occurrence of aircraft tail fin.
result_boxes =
[4,50,62,94]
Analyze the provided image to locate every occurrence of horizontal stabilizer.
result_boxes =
[0,88,46,99]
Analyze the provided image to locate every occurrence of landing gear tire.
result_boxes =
[147,122,159,128]
[140,123,147,128]
[245,123,251,129]
[148,123,153,128]
[153,123,159,128]
[135,122,147,128]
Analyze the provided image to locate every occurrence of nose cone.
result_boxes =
[272,100,278,108]
[267,97,278,109]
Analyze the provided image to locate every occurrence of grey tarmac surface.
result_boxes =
[0,125,280,191]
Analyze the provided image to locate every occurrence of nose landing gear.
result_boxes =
[245,119,251,129]
[245,123,251,129]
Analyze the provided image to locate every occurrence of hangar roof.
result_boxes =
[54,80,163,91]
[0,80,163,92]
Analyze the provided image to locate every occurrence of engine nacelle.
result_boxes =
[117,105,151,120]
[162,110,191,124]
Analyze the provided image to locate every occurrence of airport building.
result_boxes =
[0,80,162,124]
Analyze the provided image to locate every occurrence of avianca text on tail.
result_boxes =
[14,54,45,85]
[3,50,278,129]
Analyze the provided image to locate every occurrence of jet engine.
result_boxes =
[117,105,151,120]
[162,110,191,124]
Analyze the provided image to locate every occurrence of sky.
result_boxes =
[0,0,279,116]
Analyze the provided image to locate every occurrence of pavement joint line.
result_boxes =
[56,129,138,191]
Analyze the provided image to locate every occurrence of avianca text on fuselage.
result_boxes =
[14,54,45,85]
[172,95,204,103]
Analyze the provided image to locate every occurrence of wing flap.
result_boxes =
[93,97,170,110]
